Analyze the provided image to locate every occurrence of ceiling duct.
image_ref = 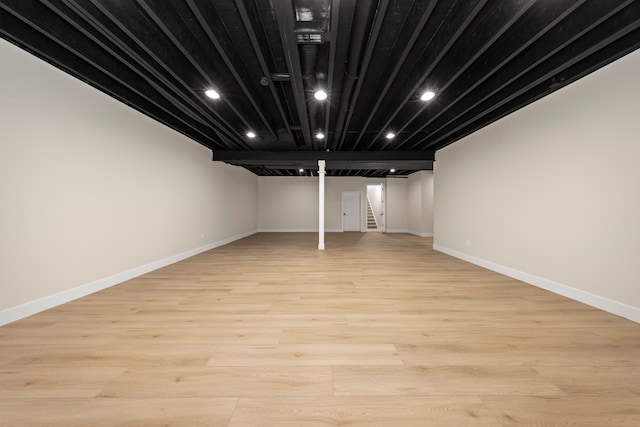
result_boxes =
[300,44,319,133]
[297,33,324,44]
[294,0,331,33]
[295,0,331,148]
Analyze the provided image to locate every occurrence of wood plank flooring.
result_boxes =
[1,232,639,426]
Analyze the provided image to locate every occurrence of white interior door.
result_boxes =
[342,192,361,232]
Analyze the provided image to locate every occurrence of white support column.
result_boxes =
[318,159,326,250]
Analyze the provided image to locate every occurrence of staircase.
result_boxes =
[367,198,378,230]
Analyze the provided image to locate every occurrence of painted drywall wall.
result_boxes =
[367,184,383,229]
[434,48,640,322]
[0,39,258,323]
[326,177,368,231]
[259,176,396,232]
[385,178,408,233]
[258,176,319,231]
[407,171,434,237]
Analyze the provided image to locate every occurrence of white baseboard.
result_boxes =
[386,229,433,237]
[0,230,257,326]
[433,244,640,324]
[258,229,343,233]
[409,231,434,237]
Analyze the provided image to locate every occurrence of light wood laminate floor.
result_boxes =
[1,232,639,426]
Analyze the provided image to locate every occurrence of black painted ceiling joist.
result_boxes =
[361,0,488,151]
[396,0,590,151]
[234,0,295,147]
[185,0,277,140]
[134,1,255,149]
[213,150,434,171]
[2,0,639,176]
[378,0,537,151]
[352,0,437,152]
[335,0,390,150]
[59,0,243,150]
[272,0,313,149]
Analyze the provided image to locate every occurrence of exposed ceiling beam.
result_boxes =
[427,18,640,150]
[63,0,242,150]
[185,0,277,140]
[362,0,488,150]
[0,1,227,150]
[135,0,256,147]
[234,0,295,146]
[395,0,588,150]
[335,0,389,150]
[322,0,340,151]
[379,0,537,150]
[213,150,434,171]
[273,0,312,149]
[421,0,640,150]
[350,0,438,150]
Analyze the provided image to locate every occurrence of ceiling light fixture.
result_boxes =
[205,89,220,99]
[420,90,436,101]
[299,169,304,173]
[390,169,396,173]
[315,131,325,139]
[385,132,395,139]
[314,90,327,100]
[246,131,256,138]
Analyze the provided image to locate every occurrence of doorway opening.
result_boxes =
[366,184,384,232]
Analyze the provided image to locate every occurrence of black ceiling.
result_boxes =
[2,1,640,176]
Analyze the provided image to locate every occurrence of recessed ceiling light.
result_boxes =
[385,132,395,139]
[420,90,436,101]
[314,90,327,100]
[299,168,304,172]
[315,132,325,139]
[246,131,256,138]
[205,89,220,99]
[390,169,396,173]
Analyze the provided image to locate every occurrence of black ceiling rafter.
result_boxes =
[377,0,537,151]
[234,0,295,147]
[213,150,434,171]
[330,0,373,152]
[359,0,488,151]
[425,11,640,151]
[49,0,237,145]
[435,32,640,154]
[135,0,253,147]
[82,0,243,148]
[348,0,438,150]
[335,0,390,150]
[185,0,277,141]
[321,0,340,151]
[421,0,640,150]
[0,1,226,150]
[402,0,627,151]
[62,0,243,151]
[3,1,638,177]
[272,0,313,150]
[395,0,589,151]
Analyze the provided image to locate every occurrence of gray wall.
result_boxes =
[434,49,640,322]
[0,39,259,324]
[408,171,434,237]
[258,176,420,234]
